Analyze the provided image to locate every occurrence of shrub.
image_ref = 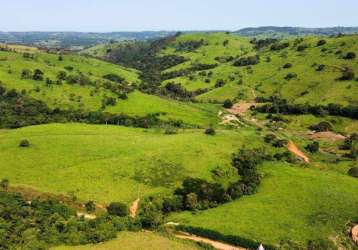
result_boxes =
[284,73,297,80]
[107,202,128,217]
[297,44,308,52]
[85,201,96,212]
[305,141,320,153]
[21,69,32,79]
[215,79,225,88]
[233,55,260,67]
[205,128,216,135]
[270,42,289,51]
[316,64,325,71]
[316,39,327,47]
[223,99,233,109]
[57,71,67,80]
[343,52,356,60]
[338,67,355,80]
[0,178,9,190]
[32,69,44,81]
[309,122,332,132]
[348,167,358,178]
[103,73,125,83]
[19,139,30,147]
[283,63,292,69]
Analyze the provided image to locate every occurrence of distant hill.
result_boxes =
[234,26,358,38]
[0,31,177,49]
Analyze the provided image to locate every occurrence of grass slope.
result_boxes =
[0,49,219,126]
[0,123,259,203]
[53,231,201,250]
[160,34,358,105]
[170,163,358,247]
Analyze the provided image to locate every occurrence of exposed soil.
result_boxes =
[308,131,346,141]
[175,232,246,250]
[130,198,140,218]
[76,212,97,220]
[220,114,240,125]
[287,141,310,163]
[352,224,358,245]
[227,102,257,115]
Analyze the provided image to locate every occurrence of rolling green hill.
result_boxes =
[158,33,358,105]
[0,123,257,203]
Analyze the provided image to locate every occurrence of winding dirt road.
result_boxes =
[287,141,310,163]
[352,224,358,245]
[175,232,246,250]
[130,198,140,218]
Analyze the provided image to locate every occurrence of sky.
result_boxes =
[1,0,358,32]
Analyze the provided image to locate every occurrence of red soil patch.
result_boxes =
[227,102,257,115]
[175,232,246,250]
[130,198,140,218]
[287,141,310,163]
[309,131,346,141]
[352,224,358,245]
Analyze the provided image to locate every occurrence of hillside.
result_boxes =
[1,32,357,250]
[0,45,219,127]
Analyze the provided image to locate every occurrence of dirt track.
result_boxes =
[309,131,346,141]
[352,224,358,245]
[175,232,246,250]
[130,198,140,218]
[287,141,310,163]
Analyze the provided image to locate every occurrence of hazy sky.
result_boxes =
[1,0,357,31]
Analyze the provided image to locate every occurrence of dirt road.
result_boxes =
[175,232,246,250]
[352,224,358,245]
[130,198,140,218]
[288,141,310,163]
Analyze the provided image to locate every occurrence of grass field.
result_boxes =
[0,123,260,204]
[159,33,358,105]
[53,231,201,250]
[169,163,358,247]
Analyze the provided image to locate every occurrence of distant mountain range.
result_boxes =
[234,26,358,38]
[1,27,358,49]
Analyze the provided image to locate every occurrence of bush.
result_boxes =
[215,79,226,88]
[270,42,289,51]
[316,39,327,47]
[338,67,355,80]
[233,55,260,67]
[284,73,297,80]
[85,201,96,212]
[305,141,320,153]
[348,167,358,178]
[316,64,325,72]
[297,44,308,52]
[205,128,216,135]
[32,69,44,81]
[107,202,128,217]
[0,178,9,190]
[223,99,233,109]
[343,52,356,60]
[282,63,292,69]
[19,139,30,147]
[309,122,333,132]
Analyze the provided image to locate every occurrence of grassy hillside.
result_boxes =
[0,123,258,203]
[0,48,219,126]
[157,33,358,105]
[170,163,358,247]
[53,231,201,250]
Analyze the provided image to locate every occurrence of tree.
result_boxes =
[19,139,30,147]
[205,128,216,135]
[57,71,67,81]
[283,63,292,69]
[343,52,356,60]
[107,202,128,217]
[305,141,320,153]
[85,201,96,213]
[21,69,32,79]
[32,69,44,81]
[338,67,355,80]
[223,99,233,109]
[348,167,358,178]
[316,39,327,47]
[0,178,9,190]
[185,193,199,210]
[309,122,332,132]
